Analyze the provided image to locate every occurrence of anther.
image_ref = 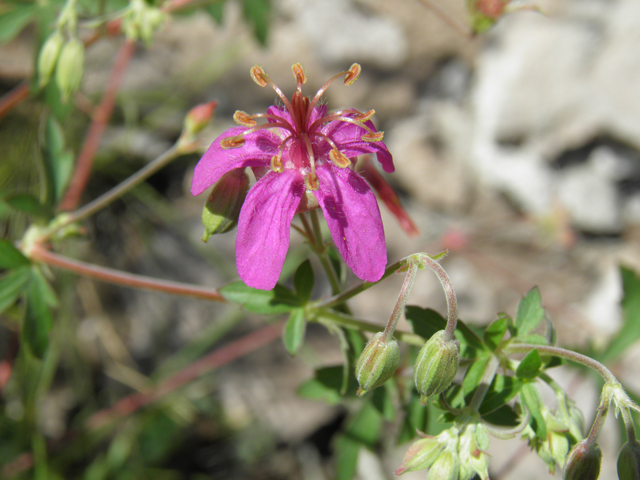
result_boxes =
[233,110,257,127]
[292,63,307,86]
[361,131,384,142]
[270,154,284,173]
[221,136,246,149]
[344,63,362,86]
[250,65,268,87]
[305,172,319,191]
[355,109,375,122]
[329,149,351,168]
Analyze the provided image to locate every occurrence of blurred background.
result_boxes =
[2,0,640,478]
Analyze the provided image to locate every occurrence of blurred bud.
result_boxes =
[38,31,64,88]
[55,37,84,102]
[563,439,602,480]
[355,332,399,396]
[122,0,166,44]
[184,101,218,137]
[617,439,640,480]
[201,170,250,241]
[426,450,459,480]
[414,330,460,403]
[395,436,446,476]
[459,424,490,480]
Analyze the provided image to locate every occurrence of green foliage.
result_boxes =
[515,287,545,337]
[516,350,543,379]
[0,2,38,44]
[219,281,301,313]
[297,365,359,404]
[283,308,306,355]
[293,260,314,302]
[0,240,30,269]
[41,117,75,206]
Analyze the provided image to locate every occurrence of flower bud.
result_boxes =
[562,439,602,480]
[617,439,640,480]
[55,37,84,102]
[414,330,460,403]
[426,450,459,480]
[184,101,218,137]
[201,170,250,241]
[395,436,446,475]
[38,31,64,88]
[354,332,399,396]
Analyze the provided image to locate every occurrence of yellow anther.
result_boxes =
[250,65,268,87]
[270,154,284,173]
[221,136,246,149]
[305,172,319,191]
[344,63,362,86]
[356,109,375,122]
[329,149,351,168]
[233,110,257,127]
[361,131,384,142]
[292,63,307,85]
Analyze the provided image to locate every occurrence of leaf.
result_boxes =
[482,404,520,427]
[283,308,306,355]
[293,260,314,302]
[484,316,508,351]
[462,355,491,396]
[518,333,549,346]
[397,393,428,444]
[600,266,640,362]
[42,117,75,204]
[22,270,54,358]
[515,287,545,336]
[0,3,37,44]
[219,281,300,314]
[205,2,225,24]
[30,267,57,307]
[344,402,382,449]
[520,382,547,439]
[371,384,395,422]
[0,240,30,269]
[516,350,542,379]
[478,375,522,415]
[333,434,360,480]
[297,366,358,404]
[241,0,271,45]
[4,193,53,219]
[0,266,30,313]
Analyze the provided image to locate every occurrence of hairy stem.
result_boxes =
[417,253,458,340]
[383,260,418,342]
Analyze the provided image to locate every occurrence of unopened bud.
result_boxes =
[562,439,602,480]
[426,450,459,480]
[414,330,460,404]
[355,332,399,396]
[55,37,84,102]
[184,101,218,136]
[395,437,445,476]
[201,170,250,241]
[38,31,64,88]
[617,439,640,480]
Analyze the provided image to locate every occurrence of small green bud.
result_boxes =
[395,437,445,475]
[38,31,64,88]
[55,37,84,102]
[562,439,602,480]
[617,439,640,480]
[183,101,218,137]
[414,330,460,403]
[426,450,459,480]
[354,332,399,396]
[201,170,250,241]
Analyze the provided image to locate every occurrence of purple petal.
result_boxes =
[191,127,280,196]
[236,171,305,290]
[320,119,394,173]
[313,165,386,282]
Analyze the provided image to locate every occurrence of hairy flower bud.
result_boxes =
[201,170,250,241]
[426,450,459,480]
[395,437,446,476]
[617,439,640,480]
[38,31,64,88]
[183,101,218,137]
[55,37,84,102]
[562,439,602,480]
[355,332,399,396]
[414,330,460,403]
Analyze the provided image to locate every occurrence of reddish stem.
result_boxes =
[30,245,225,303]
[0,82,30,121]
[59,39,136,211]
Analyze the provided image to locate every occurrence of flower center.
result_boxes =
[221,63,384,190]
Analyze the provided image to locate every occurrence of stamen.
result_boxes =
[221,136,246,149]
[329,149,351,168]
[233,110,257,127]
[344,63,362,86]
[355,109,375,122]
[292,63,307,86]
[270,154,284,173]
[361,131,384,142]
[302,133,317,180]
[309,112,378,137]
[305,172,319,191]
[250,65,268,87]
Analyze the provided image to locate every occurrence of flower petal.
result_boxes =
[236,171,305,290]
[320,119,394,173]
[191,126,279,196]
[313,165,386,282]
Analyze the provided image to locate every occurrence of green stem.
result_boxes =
[383,260,418,342]
[417,254,458,341]
[621,406,637,443]
[307,210,342,295]
[586,404,608,449]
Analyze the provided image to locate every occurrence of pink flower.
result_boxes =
[191,63,394,290]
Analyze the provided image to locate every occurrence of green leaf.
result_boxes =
[0,3,37,44]
[462,355,491,397]
[0,266,30,313]
[520,382,547,439]
[371,384,395,422]
[283,308,306,355]
[333,434,360,480]
[23,271,54,358]
[484,316,508,351]
[297,366,358,404]
[4,193,53,219]
[518,333,549,345]
[219,281,300,314]
[241,0,270,45]
[478,375,522,415]
[345,402,382,449]
[482,403,520,427]
[515,287,544,336]
[293,260,314,302]
[516,350,542,380]
[205,2,225,24]
[42,117,75,204]
[0,240,30,269]
[30,267,57,307]
[397,393,428,444]
[600,267,640,362]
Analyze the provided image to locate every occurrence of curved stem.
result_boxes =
[621,406,637,443]
[417,254,458,341]
[585,404,609,449]
[383,260,418,342]
[30,245,225,302]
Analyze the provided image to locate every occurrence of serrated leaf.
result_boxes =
[478,375,522,415]
[520,382,547,439]
[516,350,542,379]
[0,266,30,313]
[297,366,358,404]
[484,316,508,351]
[0,240,30,269]
[241,0,270,45]
[0,3,37,44]
[23,272,54,358]
[293,260,314,302]
[4,193,53,219]
[515,287,544,336]
[219,281,300,314]
[283,308,305,355]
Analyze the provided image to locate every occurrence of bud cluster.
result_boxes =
[121,0,167,45]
